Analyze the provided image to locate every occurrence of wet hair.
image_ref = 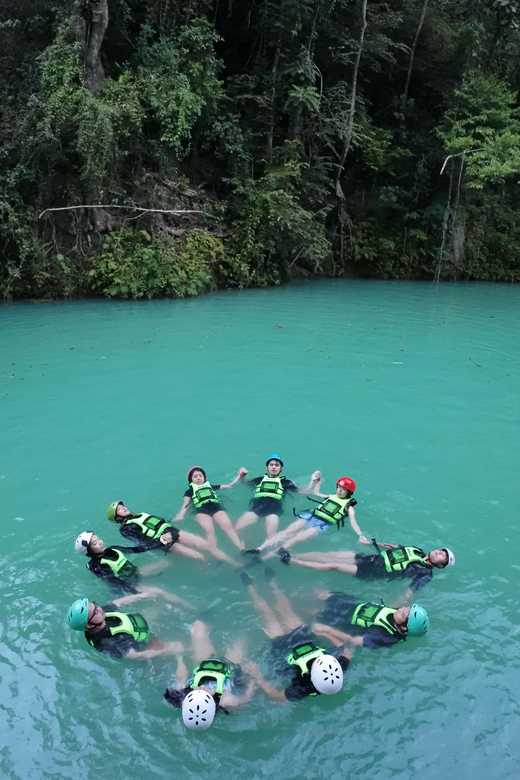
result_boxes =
[164,687,189,708]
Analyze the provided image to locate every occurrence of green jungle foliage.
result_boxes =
[2,0,520,298]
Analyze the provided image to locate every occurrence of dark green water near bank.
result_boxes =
[1,281,519,780]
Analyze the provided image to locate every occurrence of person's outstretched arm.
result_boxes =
[298,471,322,494]
[126,641,184,660]
[219,467,249,490]
[242,662,287,703]
[312,622,364,647]
[173,496,191,522]
[221,676,257,708]
[346,506,370,545]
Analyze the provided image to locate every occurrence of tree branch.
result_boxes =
[39,205,217,219]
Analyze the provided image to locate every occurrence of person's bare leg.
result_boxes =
[268,580,303,633]
[213,511,245,550]
[246,584,284,639]
[225,637,247,665]
[139,559,170,577]
[195,514,218,548]
[256,519,305,552]
[289,558,358,575]
[291,551,357,565]
[234,511,259,532]
[264,513,280,537]
[191,620,216,663]
[178,528,238,565]
[178,529,212,551]
[138,586,194,609]
[170,542,206,561]
[262,527,319,560]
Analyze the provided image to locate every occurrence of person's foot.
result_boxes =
[242,548,260,555]
[240,571,254,586]
[277,548,291,565]
[264,567,276,583]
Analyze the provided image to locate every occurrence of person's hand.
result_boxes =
[238,467,248,477]
[358,535,371,545]
[165,641,184,654]
[243,661,260,676]
[311,470,322,482]
[160,531,173,546]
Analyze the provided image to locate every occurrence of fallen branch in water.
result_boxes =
[39,205,216,219]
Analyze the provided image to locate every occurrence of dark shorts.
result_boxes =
[194,502,224,517]
[354,553,385,579]
[315,592,358,629]
[270,625,314,671]
[250,497,283,517]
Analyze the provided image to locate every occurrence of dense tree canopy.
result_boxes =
[1,0,520,298]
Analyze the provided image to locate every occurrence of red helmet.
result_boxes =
[187,466,206,482]
[337,477,356,492]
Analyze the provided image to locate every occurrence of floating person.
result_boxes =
[246,476,369,559]
[108,499,237,565]
[173,466,248,551]
[239,569,351,702]
[312,591,429,649]
[74,531,193,606]
[164,620,256,731]
[67,594,184,659]
[277,542,455,600]
[235,454,321,539]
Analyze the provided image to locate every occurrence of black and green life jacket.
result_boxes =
[86,611,150,646]
[254,474,285,500]
[286,642,326,696]
[190,659,232,695]
[124,513,169,539]
[313,494,353,527]
[381,546,426,573]
[351,602,398,636]
[190,481,219,508]
[98,549,138,582]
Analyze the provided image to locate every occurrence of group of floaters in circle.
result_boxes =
[67,454,455,731]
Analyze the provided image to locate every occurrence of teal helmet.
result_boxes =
[407,604,429,637]
[107,500,123,522]
[266,453,284,467]
[67,598,89,631]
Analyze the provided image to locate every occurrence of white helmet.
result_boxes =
[182,689,216,730]
[310,654,344,695]
[75,532,94,555]
[442,548,456,568]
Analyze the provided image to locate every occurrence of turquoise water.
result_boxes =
[1,280,519,780]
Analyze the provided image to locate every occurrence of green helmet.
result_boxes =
[107,500,123,522]
[67,598,89,631]
[406,604,429,637]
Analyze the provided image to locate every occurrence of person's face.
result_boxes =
[190,470,206,484]
[394,606,411,629]
[336,485,348,498]
[88,534,105,555]
[86,601,105,629]
[428,549,448,568]
[116,503,131,519]
[267,460,282,476]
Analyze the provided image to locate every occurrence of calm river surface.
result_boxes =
[1,280,519,780]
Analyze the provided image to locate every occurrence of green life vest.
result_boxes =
[313,494,352,526]
[254,474,285,500]
[286,642,326,675]
[124,513,169,539]
[381,546,426,573]
[99,549,138,582]
[86,611,151,646]
[190,659,232,695]
[351,602,398,636]
[190,481,219,508]
[286,643,326,696]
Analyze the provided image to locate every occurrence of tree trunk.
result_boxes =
[335,0,368,265]
[71,0,109,93]
[402,0,429,111]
